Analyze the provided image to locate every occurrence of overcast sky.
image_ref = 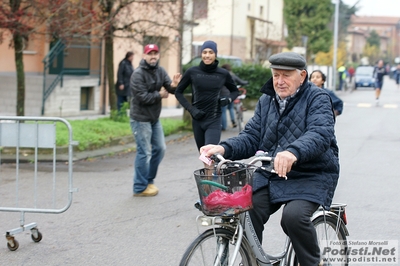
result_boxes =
[341,0,400,17]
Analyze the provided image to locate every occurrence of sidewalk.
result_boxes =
[61,107,184,121]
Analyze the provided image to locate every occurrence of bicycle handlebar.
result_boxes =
[210,152,284,178]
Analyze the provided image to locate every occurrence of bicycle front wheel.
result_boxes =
[180,228,253,266]
[314,215,348,266]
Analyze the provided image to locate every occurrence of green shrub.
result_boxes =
[110,101,130,122]
[232,64,271,100]
[56,117,187,150]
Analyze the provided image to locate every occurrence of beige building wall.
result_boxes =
[113,40,180,109]
[0,0,182,116]
[0,33,47,73]
[190,0,285,63]
[348,16,400,62]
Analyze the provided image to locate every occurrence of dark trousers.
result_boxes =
[249,186,320,266]
[192,116,222,150]
[338,72,344,90]
[117,95,128,112]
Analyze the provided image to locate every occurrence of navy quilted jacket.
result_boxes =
[220,78,340,209]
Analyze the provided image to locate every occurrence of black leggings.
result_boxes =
[249,186,320,266]
[192,117,222,150]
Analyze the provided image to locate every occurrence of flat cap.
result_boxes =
[269,52,306,70]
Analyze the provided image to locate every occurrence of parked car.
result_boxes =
[354,66,375,89]
[182,55,243,72]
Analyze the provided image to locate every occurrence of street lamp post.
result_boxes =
[302,35,308,61]
[332,0,339,90]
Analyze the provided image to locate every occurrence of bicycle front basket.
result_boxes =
[193,163,253,216]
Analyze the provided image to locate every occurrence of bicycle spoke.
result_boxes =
[314,216,348,266]
[180,228,252,266]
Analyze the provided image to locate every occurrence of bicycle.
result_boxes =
[233,86,247,132]
[180,153,349,266]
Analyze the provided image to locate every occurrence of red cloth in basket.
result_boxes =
[203,184,252,211]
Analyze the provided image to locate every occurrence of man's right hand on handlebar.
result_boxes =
[199,144,225,158]
[273,150,297,178]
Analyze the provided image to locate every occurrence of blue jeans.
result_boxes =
[130,119,166,193]
[221,102,236,130]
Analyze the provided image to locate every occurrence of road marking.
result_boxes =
[383,104,398,109]
[351,103,398,108]
[357,103,372,108]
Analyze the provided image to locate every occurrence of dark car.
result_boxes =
[183,55,243,72]
[354,66,375,89]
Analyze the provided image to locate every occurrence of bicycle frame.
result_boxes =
[195,213,290,266]
[194,206,348,266]
[241,212,290,266]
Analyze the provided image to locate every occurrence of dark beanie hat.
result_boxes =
[201,40,218,56]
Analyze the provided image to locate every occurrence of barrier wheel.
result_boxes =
[7,239,19,251]
[31,231,43,243]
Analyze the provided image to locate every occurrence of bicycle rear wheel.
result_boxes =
[179,228,253,266]
[314,215,348,266]
[286,215,348,266]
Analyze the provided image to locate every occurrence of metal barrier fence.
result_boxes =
[0,116,78,251]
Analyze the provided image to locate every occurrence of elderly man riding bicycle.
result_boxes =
[201,51,340,266]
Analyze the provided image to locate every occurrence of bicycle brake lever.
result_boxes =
[270,169,288,180]
[262,165,288,180]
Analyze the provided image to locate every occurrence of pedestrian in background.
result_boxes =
[337,65,346,91]
[175,40,239,152]
[220,63,248,130]
[130,44,182,197]
[310,70,343,117]
[116,51,134,112]
[395,64,400,89]
[373,59,387,105]
[348,65,355,84]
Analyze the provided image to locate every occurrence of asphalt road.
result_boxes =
[1,77,400,265]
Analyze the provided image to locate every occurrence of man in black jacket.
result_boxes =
[130,44,181,197]
[201,52,339,266]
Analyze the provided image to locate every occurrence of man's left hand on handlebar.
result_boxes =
[273,151,297,178]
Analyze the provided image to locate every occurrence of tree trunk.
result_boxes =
[105,34,116,112]
[14,33,25,116]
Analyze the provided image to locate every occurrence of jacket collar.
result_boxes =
[260,72,309,99]
[140,59,159,70]
[199,59,219,73]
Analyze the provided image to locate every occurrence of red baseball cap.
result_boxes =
[144,44,159,54]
